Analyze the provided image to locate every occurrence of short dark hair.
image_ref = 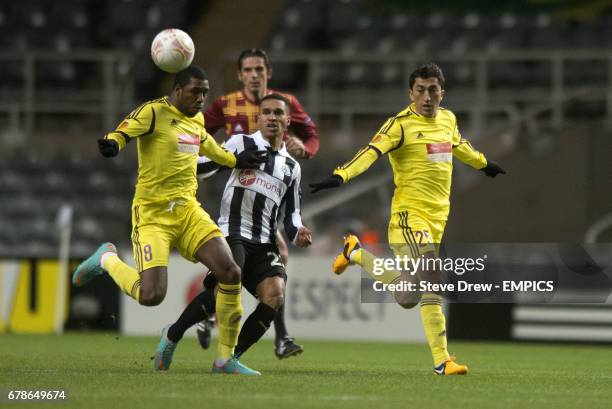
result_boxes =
[260,93,291,113]
[173,65,207,88]
[409,63,445,89]
[238,48,271,70]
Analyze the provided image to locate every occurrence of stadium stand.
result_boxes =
[1,0,611,258]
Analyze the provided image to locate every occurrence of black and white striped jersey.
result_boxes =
[197,131,303,244]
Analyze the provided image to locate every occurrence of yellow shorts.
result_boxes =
[131,198,223,272]
[388,210,446,257]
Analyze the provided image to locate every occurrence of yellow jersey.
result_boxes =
[334,103,487,220]
[105,97,236,205]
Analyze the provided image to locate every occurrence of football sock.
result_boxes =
[273,303,288,341]
[167,291,210,343]
[420,293,450,366]
[350,248,401,284]
[216,282,243,359]
[102,254,140,301]
[201,286,216,314]
[235,303,277,358]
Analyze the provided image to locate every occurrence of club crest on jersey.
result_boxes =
[177,133,199,153]
[371,134,384,143]
[426,142,452,162]
[238,169,256,186]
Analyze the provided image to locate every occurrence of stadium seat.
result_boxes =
[326,0,363,35]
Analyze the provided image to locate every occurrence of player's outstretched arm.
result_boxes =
[450,135,507,178]
[199,133,268,169]
[100,102,158,158]
[310,116,401,193]
[450,118,506,177]
[309,144,381,194]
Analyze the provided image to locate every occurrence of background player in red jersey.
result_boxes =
[205,48,319,159]
[198,48,320,358]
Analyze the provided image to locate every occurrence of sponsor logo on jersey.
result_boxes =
[177,133,200,153]
[426,142,452,162]
[170,119,179,127]
[234,169,285,205]
[233,123,244,133]
[238,169,256,186]
[416,131,425,139]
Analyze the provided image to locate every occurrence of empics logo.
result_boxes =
[238,169,256,186]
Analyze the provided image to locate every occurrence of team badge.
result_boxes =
[371,134,383,143]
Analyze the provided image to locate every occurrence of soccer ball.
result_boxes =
[150,28,195,73]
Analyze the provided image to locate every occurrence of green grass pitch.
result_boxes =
[0,333,610,409]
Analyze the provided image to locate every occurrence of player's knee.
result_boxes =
[262,292,284,310]
[399,300,419,309]
[139,289,165,306]
[217,262,241,284]
[393,290,420,309]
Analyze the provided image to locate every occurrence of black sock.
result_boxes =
[235,303,277,358]
[201,286,216,314]
[273,303,288,341]
[167,289,214,343]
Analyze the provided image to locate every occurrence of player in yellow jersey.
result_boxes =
[310,63,506,375]
[72,66,268,375]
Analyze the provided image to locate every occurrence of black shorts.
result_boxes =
[203,236,286,297]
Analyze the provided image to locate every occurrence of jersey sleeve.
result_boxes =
[287,95,320,158]
[333,117,404,183]
[197,135,242,179]
[283,164,304,243]
[451,118,487,169]
[203,97,226,135]
[104,103,157,150]
[199,132,237,168]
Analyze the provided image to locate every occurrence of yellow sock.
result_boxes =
[216,282,243,359]
[420,293,450,366]
[102,254,141,301]
[351,248,401,284]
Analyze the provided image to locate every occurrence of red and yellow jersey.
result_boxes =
[333,103,487,220]
[204,89,320,158]
[105,97,236,205]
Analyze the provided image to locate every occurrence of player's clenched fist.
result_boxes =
[295,226,312,248]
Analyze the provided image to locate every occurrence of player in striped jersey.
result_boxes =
[71,66,267,375]
[199,49,317,358]
[310,63,506,375]
[155,94,312,374]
